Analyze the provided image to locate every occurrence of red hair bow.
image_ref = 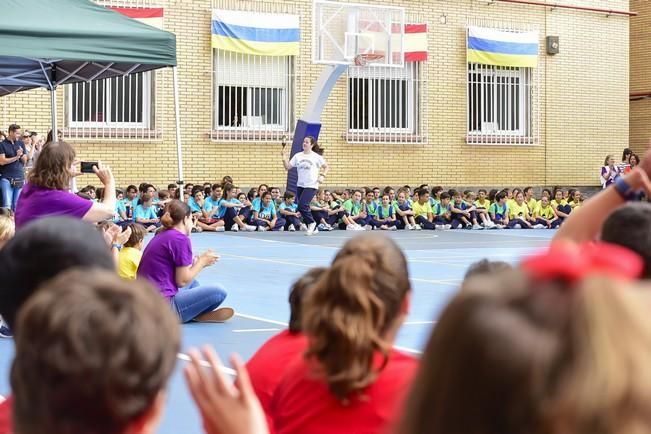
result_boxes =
[520,242,644,282]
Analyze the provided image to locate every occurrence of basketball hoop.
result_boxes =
[354,53,385,67]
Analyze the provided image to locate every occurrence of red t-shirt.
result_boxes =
[270,349,418,434]
[0,396,12,434]
[247,330,308,414]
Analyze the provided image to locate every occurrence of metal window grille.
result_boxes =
[211,0,299,142]
[466,20,540,145]
[346,62,426,144]
[65,0,162,140]
[211,50,296,142]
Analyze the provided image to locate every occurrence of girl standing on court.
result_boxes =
[282,136,329,236]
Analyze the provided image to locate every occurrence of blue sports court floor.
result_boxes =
[0,229,555,433]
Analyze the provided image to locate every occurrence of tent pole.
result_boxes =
[50,87,57,144]
[172,66,183,185]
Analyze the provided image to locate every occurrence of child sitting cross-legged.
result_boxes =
[252,191,284,232]
[395,189,419,230]
[533,195,560,229]
[489,191,510,229]
[473,189,494,228]
[220,184,256,232]
[189,188,225,232]
[507,191,534,229]
[134,194,160,233]
[341,190,365,231]
[450,190,481,230]
[279,191,305,232]
[376,193,398,231]
[412,189,436,230]
[432,192,453,230]
[310,190,334,232]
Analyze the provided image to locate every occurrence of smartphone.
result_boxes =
[80,161,98,174]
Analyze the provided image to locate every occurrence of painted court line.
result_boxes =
[235,312,289,326]
[235,313,423,354]
[233,328,281,333]
[176,353,237,376]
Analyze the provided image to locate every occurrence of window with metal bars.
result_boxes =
[467,64,536,144]
[212,50,295,141]
[346,63,424,143]
[67,72,152,128]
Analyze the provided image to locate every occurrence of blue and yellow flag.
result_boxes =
[211,9,300,56]
[467,26,538,68]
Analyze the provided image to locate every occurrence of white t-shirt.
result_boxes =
[289,151,326,189]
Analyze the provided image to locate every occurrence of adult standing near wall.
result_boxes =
[619,148,632,173]
[0,124,27,211]
[601,155,621,189]
[14,141,116,228]
[282,136,329,236]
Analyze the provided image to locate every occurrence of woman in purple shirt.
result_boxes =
[14,141,116,228]
[137,200,233,323]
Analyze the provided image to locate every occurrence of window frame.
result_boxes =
[66,71,153,129]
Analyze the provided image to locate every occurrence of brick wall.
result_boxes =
[0,0,630,189]
[630,0,651,156]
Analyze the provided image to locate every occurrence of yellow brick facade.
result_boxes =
[630,0,651,156]
[0,0,631,188]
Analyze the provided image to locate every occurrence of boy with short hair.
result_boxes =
[11,269,180,434]
[412,189,436,230]
[489,191,510,229]
[433,192,453,229]
[279,191,304,232]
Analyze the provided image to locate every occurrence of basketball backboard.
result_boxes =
[313,0,405,68]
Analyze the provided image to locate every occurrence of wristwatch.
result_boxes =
[614,177,638,201]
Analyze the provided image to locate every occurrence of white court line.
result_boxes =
[236,313,289,326]
[176,353,237,376]
[233,328,281,333]
[235,313,423,354]
[223,255,461,287]
[403,321,436,325]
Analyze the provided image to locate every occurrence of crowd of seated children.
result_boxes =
[78,174,593,232]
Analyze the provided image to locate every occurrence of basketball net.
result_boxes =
[353,53,385,67]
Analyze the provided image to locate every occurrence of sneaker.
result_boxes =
[193,307,235,323]
[306,222,317,236]
[288,224,296,232]
[435,225,444,230]
[317,223,326,231]
[307,227,319,236]
[354,224,366,231]
[215,226,226,232]
[279,227,285,232]
[364,225,372,231]
[494,224,504,230]
[230,224,239,232]
[514,224,522,229]
[324,224,334,231]
[346,224,357,231]
[533,224,546,229]
[472,224,482,230]
[414,224,422,231]
[405,224,413,230]
[388,225,397,231]
[444,224,452,230]
[299,223,308,232]
[244,225,257,232]
[258,226,268,232]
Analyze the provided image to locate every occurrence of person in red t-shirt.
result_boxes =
[399,245,651,434]
[270,234,418,434]
[247,267,326,416]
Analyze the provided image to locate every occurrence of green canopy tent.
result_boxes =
[0,0,185,183]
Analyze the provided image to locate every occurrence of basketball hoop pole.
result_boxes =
[285,0,404,193]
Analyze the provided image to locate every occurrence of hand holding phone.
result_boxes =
[81,161,99,174]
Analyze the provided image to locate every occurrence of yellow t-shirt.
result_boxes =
[118,247,142,280]
[551,199,568,209]
[412,201,433,218]
[536,204,555,220]
[474,199,491,210]
[508,202,530,220]
[526,198,538,215]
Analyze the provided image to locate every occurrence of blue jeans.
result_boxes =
[0,178,22,211]
[169,279,228,323]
